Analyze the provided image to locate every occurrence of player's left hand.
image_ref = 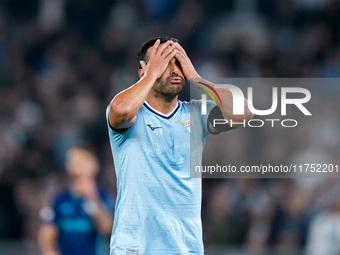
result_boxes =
[174,43,200,81]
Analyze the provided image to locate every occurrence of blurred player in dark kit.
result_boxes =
[38,145,114,255]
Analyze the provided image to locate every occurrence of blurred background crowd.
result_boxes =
[0,0,340,254]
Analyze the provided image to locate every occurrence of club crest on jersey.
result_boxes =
[176,117,192,133]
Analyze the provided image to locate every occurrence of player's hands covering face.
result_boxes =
[140,39,178,79]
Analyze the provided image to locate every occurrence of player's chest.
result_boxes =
[55,199,95,232]
[124,113,192,160]
[144,115,190,143]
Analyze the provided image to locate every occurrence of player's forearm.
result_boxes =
[192,78,253,123]
[215,87,253,123]
[38,225,60,255]
[92,210,113,235]
[88,199,113,234]
[109,73,157,128]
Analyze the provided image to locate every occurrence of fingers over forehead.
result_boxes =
[175,49,186,57]
[174,42,186,54]
[146,40,175,60]
[165,49,178,61]
[154,39,160,46]
[157,40,175,53]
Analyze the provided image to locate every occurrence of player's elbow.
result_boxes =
[244,107,254,121]
[242,100,254,121]
[110,99,132,123]
[230,107,253,123]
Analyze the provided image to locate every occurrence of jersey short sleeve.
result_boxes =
[189,99,217,138]
[40,197,58,225]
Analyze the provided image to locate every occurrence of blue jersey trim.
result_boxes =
[143,102,180,119]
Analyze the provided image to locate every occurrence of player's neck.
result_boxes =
[146,95,178,115]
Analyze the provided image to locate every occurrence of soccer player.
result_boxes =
[107,36,253,254]
[38,145,114,255]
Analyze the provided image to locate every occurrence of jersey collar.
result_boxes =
[143,101,180,119]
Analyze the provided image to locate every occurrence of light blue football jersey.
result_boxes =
[106,99,216,255]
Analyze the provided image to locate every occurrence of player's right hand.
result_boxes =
[140,39,178,79]
[74,176,99,200]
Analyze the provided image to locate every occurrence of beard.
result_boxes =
[153,75,185,102]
